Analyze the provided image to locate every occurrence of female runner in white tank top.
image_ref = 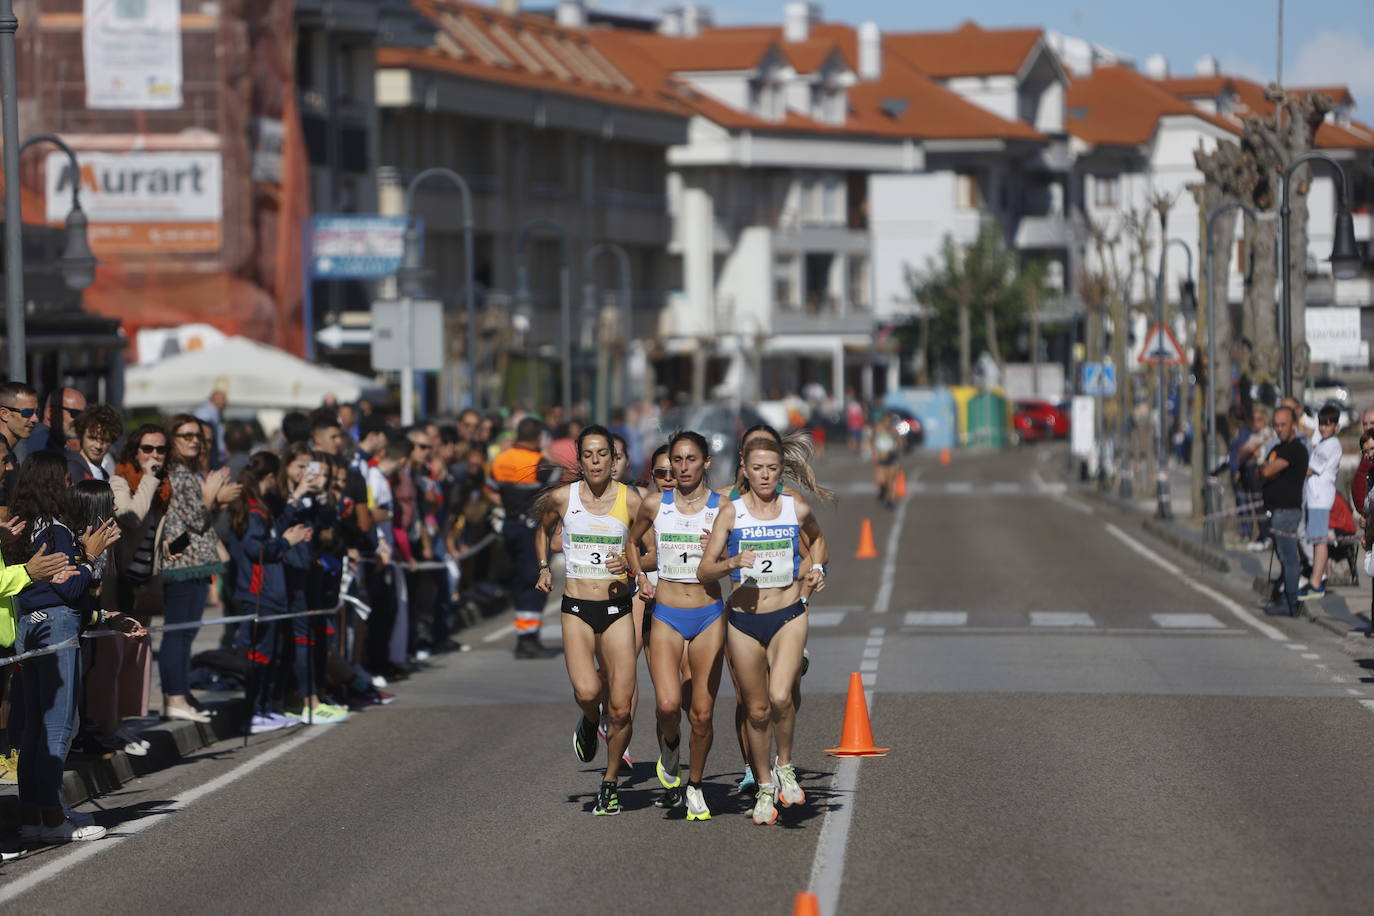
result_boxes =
[698,436,826,825]
[627,430,725,821]
[535,425,643,817]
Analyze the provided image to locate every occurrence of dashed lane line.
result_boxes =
[1104,523,1287,641]
[871,495,910,615]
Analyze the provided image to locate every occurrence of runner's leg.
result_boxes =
[726,624,773,780]
[685,614,726,783]
[766,614,809,767]
[649,617,686,779]
[598,614,637,782]
[562,615,603,727]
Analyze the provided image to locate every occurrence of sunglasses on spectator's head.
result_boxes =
[0,405,36,418]
[652,467,672,479]
[139,444,169,455]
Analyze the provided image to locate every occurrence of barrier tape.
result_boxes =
[0,532,494,668]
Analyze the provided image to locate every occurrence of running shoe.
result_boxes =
[597,710,611,742]
[731,765,757,796]
[751,784,778,825]
[774,762,805,807]
[593,781,621,816]
[801,648,810,678]
[36,818,106,843]
[574,715,598,763]
[621,750,635,769]
[1299,586,1326,602]
[684,785,711,821]
[285,705,349,725]
[249,714,285,734]
[656,754,682,790]
[655,786,685,809]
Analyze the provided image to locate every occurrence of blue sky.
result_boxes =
[600,0,1374,111]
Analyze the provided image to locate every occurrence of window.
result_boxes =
[1093,174,1120,208]
[774,254,797,308]
[955,173,983,210]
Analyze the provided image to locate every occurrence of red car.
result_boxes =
[1013,400,1069,442]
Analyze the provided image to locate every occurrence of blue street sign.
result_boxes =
[1081,362,1116,397]
[310,215,410,279]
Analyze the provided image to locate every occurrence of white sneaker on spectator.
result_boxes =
[37,818,106,843]
[371,674,388,689]
[116,727,151,752]
[414,648,432,662]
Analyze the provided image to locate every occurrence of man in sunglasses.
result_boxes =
[0,381,39,510]
[18,386,87,462]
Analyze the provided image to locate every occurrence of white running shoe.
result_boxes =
[774,762,804,807]
[685,785,711,821]
[751,784,778,825]
[656,755,681,789]
[37,818,106,843]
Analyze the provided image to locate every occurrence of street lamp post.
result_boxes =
[1,128,97,381]
[1278,151,1362,397]
[1201,201,1262,543]
[403,168,477,410]
[515,219,571,412]
[1152,238,1195,520]
[583,242,631,423]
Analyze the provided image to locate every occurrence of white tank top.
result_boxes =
[561,481,630,580]
[727,493,801,588]
[654,490,722,584]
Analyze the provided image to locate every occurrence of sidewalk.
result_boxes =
[3,606,260,835]
[1078,463,1373,639]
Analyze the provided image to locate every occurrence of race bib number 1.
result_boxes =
[658,532,703,579]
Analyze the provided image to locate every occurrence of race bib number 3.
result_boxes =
[658,532,703,579]
[567,533,622,579]
[738,538,793,588]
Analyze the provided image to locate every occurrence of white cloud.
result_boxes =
[1287,31,1374,115]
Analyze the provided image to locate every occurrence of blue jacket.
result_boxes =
[227,501,290,614]
[17,522,95,614]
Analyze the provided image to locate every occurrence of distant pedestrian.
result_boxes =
[1299,405,1342,601]
[1260,406,1309,616]
[193,389,228,468]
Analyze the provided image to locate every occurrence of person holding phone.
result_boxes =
[159,414,240,723]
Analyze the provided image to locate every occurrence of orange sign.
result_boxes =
[84,222,222,254]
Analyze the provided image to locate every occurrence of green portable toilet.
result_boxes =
[966,390,1010,448]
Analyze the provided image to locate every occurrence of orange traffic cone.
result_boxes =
[826,672,890,757]
[939,447,952,466]
[793,891,821,916]
[854,519,878,559]
[893,470,908,499]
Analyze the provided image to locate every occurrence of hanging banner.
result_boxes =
[83,0,183,110]
[1306,307,1363,365]
[45,150,222,253]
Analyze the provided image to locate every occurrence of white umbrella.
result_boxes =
[123,336,384,411]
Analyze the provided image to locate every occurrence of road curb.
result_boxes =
[2,698,247,833]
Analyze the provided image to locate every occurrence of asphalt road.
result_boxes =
[6,444,1374,914]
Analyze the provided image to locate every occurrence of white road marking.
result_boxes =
[904,611,968,627]
[812,641,886,916]
[990,482,1023,493]
[1104,523,1287,641]
[1152,613,1226,629]
[945,481,974,493]
[807,611,847,628]
[862,647,881,659]
[0,727,330,904]
[1360,700,1374,716]
[1286,644,1308,651]
[1029,611,1096,628]
[1302,653,1321,660]
[860,659,880,672]
[1056,495,1095,515]
[868,627,885,637]
[872,496,909,614]
[865,637,884,649]
[1347,688,1364,696]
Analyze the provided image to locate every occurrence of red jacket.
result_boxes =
[1353,455,1373,516]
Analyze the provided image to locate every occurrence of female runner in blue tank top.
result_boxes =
[626,430,725,821]
[698,436,827,825]
[534,425,643,816]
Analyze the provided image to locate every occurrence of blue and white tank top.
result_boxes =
[726,494,800,588]
[654,490,721,584]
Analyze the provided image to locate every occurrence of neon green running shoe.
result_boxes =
[593,781,621,816]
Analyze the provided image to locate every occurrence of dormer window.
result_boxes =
[751,78,785,121]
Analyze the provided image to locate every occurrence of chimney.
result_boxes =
[682,3,712,37]
[1194,54,1219,76]
[555,0,586,28]
[659,6,683,35]
[499,0,520,16]
[858,21,881,81]
[1143,53,1169,79]
[784,2,818,43]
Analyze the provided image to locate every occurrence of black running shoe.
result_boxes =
[594,781,621,816]
[574,715,598,763]
[655,786,685,809]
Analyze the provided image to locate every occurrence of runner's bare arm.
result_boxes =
[534,487,568,593]
[797,496,827,591]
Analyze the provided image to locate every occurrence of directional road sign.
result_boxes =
[1136,322,1186,366]
[315,324,372,349]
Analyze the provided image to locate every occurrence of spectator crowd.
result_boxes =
[0,380,653,844]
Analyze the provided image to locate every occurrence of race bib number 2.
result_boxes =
[739,538,792,588]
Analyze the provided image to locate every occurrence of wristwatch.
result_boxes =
[537,561,550,570]
[799,595,810,607]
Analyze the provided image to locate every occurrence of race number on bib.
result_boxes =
[566,532,622,579]
[658,532,703,580]
[738,538,793,588]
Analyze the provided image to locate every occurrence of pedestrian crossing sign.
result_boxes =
[1136,322,1186,366]
[1081,362,1116,397]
